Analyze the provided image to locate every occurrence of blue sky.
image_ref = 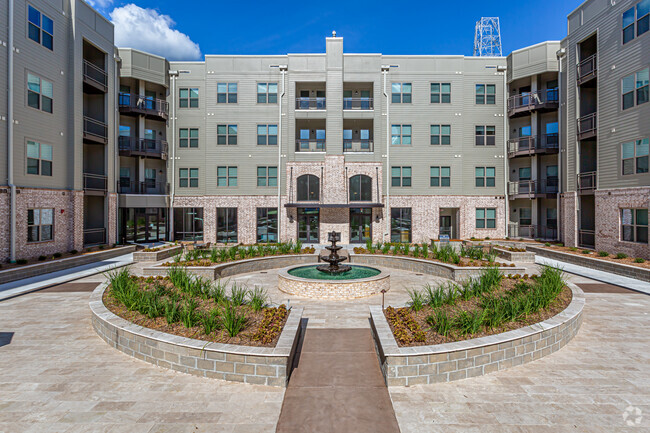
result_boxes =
[95,0,578,60]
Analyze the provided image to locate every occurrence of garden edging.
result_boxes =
[90,282,303,387]
[132,245,183,262]
[369,282,584,386]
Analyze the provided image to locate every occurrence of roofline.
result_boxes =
[117,47,168,62]
[508,40,562,56]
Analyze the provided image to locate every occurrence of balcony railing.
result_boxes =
[84,228,106,246]
[295,97,326,110]
[83,60,107,91]
[508,179,559,197]
[508,224,557,240]
[577,54,597,85]
[296,139,326,152]
[83,173,108,192]
[508,88,559,115]
[578,113,597,140]
[118,136,168,159]
[508,134,559,157]
[118,93,169,120]
[117,180,169,195]
[83,116,108,143]
[578,229,595,248]
[343,139,374,153]
[577,171,597,192]
[343,97,373,110]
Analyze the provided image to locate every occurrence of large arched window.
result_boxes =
[349,175,372,201]
[297,174,320,201]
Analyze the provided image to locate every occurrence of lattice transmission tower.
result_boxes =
[473,17,503,57]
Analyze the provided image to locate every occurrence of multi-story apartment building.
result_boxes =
[1,0,117,263]
[1,0,648,261]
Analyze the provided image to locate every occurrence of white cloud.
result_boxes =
[109,4,201,61]
[86,0,114,10]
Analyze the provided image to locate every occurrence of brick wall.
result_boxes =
[560,192,578,247]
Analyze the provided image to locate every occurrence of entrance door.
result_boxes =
[440,216,452,238]
[298,208,319,243]
[350,208,372,243]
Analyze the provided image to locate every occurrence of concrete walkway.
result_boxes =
[276,328,399,433]
[0,253,133,301]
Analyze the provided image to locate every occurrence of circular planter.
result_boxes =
[278,265,390,300]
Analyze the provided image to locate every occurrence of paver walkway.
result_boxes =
[276,328,399,433]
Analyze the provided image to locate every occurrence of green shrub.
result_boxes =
[53,252,62,258]
[70,249,78,255]
[106,268,140,311]
[221,304,247,337]
[407,289,426,312]
[635,257,645,263]
[598,251,609,257]
[229,284,248,306]
[201,309,221,335]
[485,237,490,240]
[455,309,486,336]
[421,243,428,258]
[423,283,444,308]
[582,250,591,254]
[16,259,28,265]
[248,287,268,311]
[98,245,104,250]
[615,253,628,259]
[212,279,228,304]
[556,243,564,247]
[568,247,578,251]
[544,242,551,247]
[180,300,199,328]
[38,255,46,261]
[426,310,452,337]
[163,300,180,324]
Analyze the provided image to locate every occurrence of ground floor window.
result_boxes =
[173,207,203,241]
[257,208,278,243]
[121,208,168,244]
[217,207,238,243]
[476,208,496,229]
[391,208,412,243]
[27,208,53,242]
[519,208,532,226]
[546,208,557,229]
[621,208,648,243]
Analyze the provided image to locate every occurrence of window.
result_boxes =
[217,125,237,145]
[391,208,412,242]
[179,128,198,148]
[217,83,237,103]
[217,208,238,243]
[519,208,532,226]
[430,166,450,187]
[173,207,204,241]
[257,208,278,243]
[475,167,496,187]
[621,209,648,243]
[430,125,451,145]
[430,83,451,103]
[391,83,412,103]
[28,6,53,50]
[27,73,53,113]
[476,84,496,104]
[179,88,198,108]
[391,125,412,145]
[546,165,559,191]
[622,139,649,175]
[622,68,649,109]
[257,166,277,187]
[257,125,278,145]
[27,208,53,242]
[623,0,650,44]
[391,166,412,187]
[297,174,319,201]
[475,125,496,146]
[519,167,531,181]
[26,141,52,176]
[476,208,496,229]
[217,166,237,187]
[349,175,372,201]
[179,168,199,188]
[547,208,558,230]
[257,83,278,103]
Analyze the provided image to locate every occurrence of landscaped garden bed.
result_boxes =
[104,267,288,347]
[534,243,648,268]
[161,242,316,267]
[491,246,536,263]
[132,244,183,262]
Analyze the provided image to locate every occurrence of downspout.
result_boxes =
[169,72,176,241]
[382,70,389,241]
[556,48,566,243]
[502,69,508,239]
[114,55,121,244]
[8,0,16,262]
[278,69,285,242]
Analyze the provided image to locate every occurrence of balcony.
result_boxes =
[577,171,597,194]
[118,93,169,121]
[83,60,108,94]
[577,54,597,86]
[507,89,559,118]
[578,229,595,248]
[295,97,326,110]
[343,97,373,110]
[508,134,559,158]
[118,180,169,195]
[83,173,108,195]
[118,137,168,160]
[343,139,374,153]
[83,228,106,246]
[577,113,597,140]
[508,179,559,199]
[295,139,326,152]
[508,224,557,240]
[83,116,108,144]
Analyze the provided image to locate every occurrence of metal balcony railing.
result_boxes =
[296,139,326,152]
[578,229,595,248]
[508,134,559,157]
[295,97,326,110]
[83,173,108,192]
[83,60,107,88]
[118,136,168,159]
[508,88,559,111]
[118,93,169,119]
[508,179,559,197]
[578,113,597,139]
[117,180,169,195]
[577,171,597,192]
[343,139,374,152]
[577,54,597,85]
[508,224,557,240]
[83,116,108,142]
[343,97,373,110]
[83,228,106,245]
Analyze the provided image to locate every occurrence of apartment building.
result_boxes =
[561,0,649,258]
[1,0,117,263]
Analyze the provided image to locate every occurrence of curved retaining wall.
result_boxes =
[90,283,303,387]
[277,266,390,300]
[370,283,584,386]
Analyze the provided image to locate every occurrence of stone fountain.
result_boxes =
[316,231,351,274]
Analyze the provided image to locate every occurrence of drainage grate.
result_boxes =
[260,271,267,274]
[415,273,423,276]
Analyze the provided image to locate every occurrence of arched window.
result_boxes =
[297,174,319,201]
[349,174,372,201]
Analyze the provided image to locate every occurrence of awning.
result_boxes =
[284,203,384,208]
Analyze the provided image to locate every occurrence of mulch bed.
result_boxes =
[541,244,650,269]
[353,249,517,268]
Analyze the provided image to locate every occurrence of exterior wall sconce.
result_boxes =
[289,215,294,223]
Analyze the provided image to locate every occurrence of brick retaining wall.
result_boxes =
[132,245,183,262]
[492,247,536,263]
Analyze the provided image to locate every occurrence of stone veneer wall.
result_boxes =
[90,282,303,387]
[0,187,84,262]
[560,192,578,248]
[108,193,118,246]
[370,283,584,386]
[132,245,183,262]
[277,267,390,300]
[492,247,536,263]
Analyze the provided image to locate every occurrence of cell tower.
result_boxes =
[473,17,503,57]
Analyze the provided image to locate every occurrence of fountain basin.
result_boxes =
[278,265,390,300]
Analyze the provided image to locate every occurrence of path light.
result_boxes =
[381,289,387,309]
